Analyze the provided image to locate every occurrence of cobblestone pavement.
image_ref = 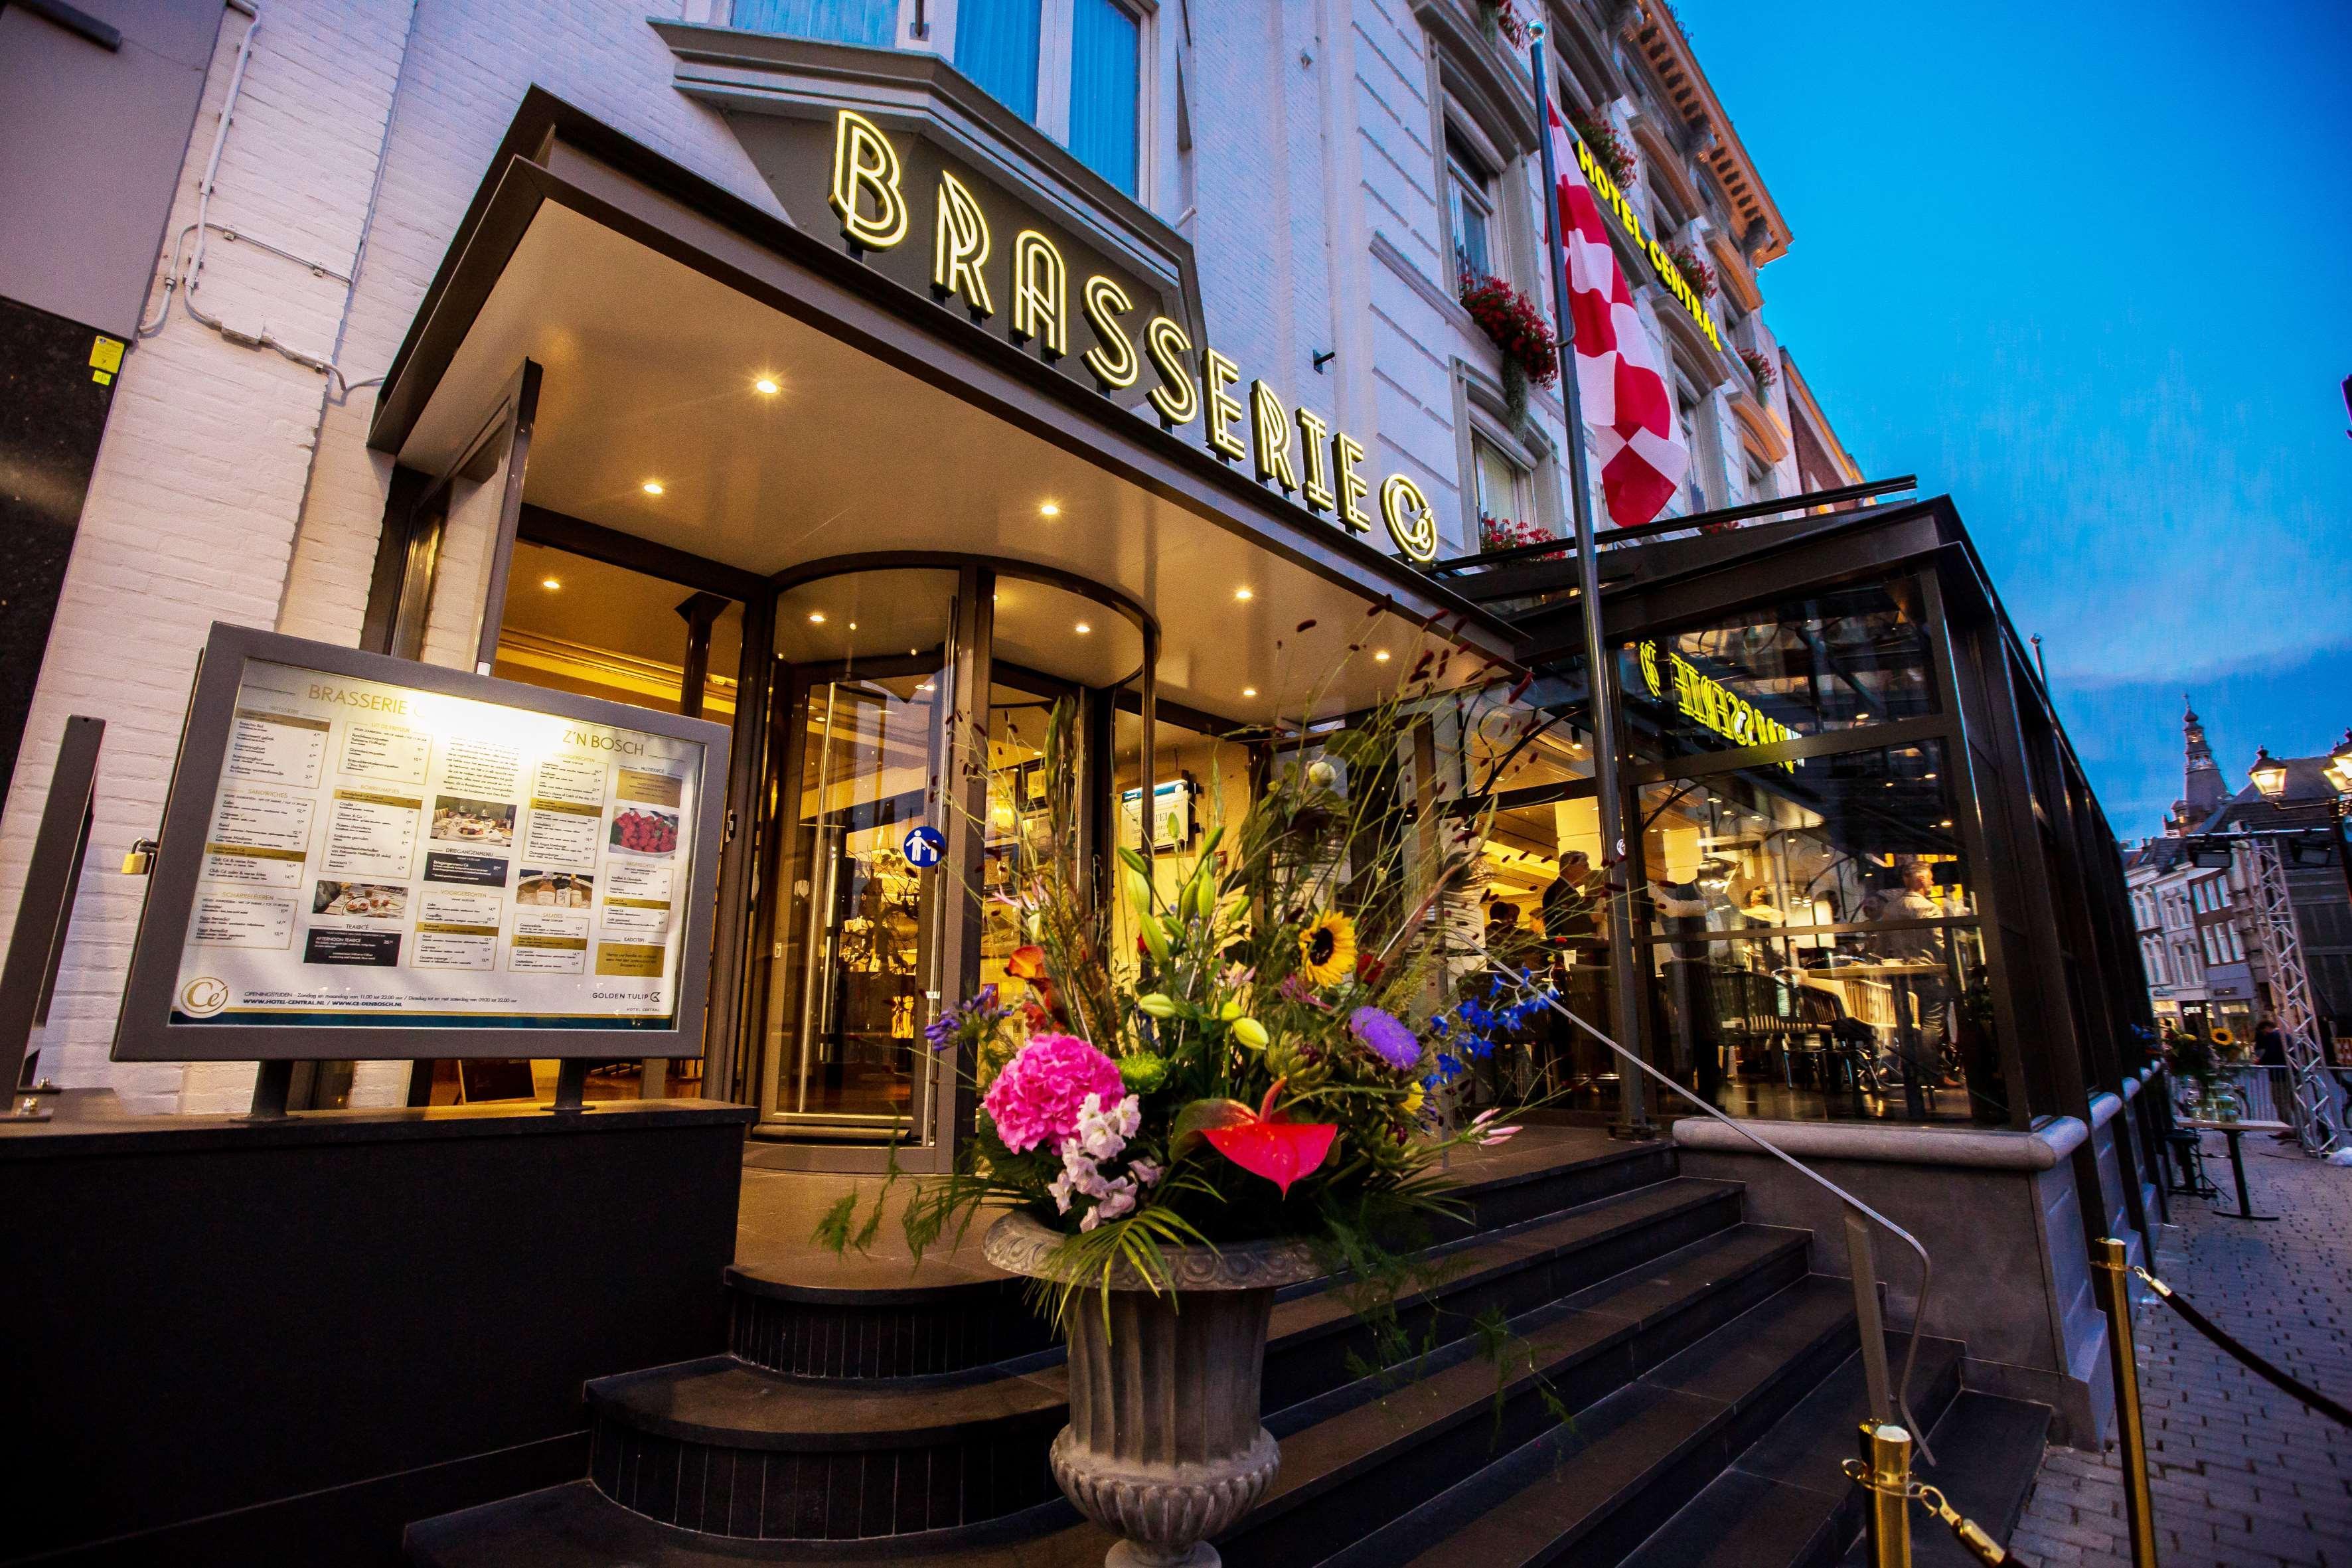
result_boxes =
[2014,1133,2352,1567]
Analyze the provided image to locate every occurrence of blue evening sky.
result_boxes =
[1674,0,2351,837]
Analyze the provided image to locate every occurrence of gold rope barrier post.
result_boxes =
[1860,1421,1913,1567]
[2092,1238,2159,1568]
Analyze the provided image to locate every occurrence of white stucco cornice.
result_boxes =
[1620,3,1792,265]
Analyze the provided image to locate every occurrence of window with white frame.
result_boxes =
[1065,0,1142,193]
[1470,432,1532,548]
[955,0,1144,193]
[1674,385,1709,514]
[1745,453,1773,505]
[1446,134,1497,284]
[733,0,1147,196]
[733,0,896,47]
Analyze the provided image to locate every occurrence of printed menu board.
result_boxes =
[166,658,707,1033]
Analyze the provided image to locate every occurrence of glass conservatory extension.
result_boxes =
[1462,497,2153,1138]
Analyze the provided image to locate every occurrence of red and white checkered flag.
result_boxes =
[1546,102,1688,528]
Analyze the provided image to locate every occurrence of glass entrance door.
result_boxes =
[764,657,946,1138]
[751,564,1152,1163]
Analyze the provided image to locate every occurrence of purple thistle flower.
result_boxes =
[1349,1006,1421,1071]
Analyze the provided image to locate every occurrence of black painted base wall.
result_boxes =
[0,293,118,806]
[1,1092,753,1566]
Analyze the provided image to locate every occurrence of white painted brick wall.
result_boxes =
[1,0,1822,1110]
[0,0,412,1112]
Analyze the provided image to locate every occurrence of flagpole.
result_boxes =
[1528,24,1652,1140]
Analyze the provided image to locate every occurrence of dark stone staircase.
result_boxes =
[406,1137,2047,1567]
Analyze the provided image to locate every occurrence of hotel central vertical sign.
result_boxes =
[757,110,1441,564]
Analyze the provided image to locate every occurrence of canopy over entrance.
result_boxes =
[370,91,1518,726]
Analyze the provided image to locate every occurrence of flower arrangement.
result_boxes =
[1739,347,1778,394]
[1476,0,1529,49]
[1568,109,1636,191]
[1458,273,1558,428]
[825,649,1548,1318]
[1664,240,1714,302]
[2164,1026,2217,1095]
[1478,512,1567,563]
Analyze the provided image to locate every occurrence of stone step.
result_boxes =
[583,1176,1749,1539]
[1615,1329,1971,1568]
[400,1382,2041,1568]
[725,1136,1680,1379]
[584,1356,1069,1539]
[1331,1270,1880,1568]
[1224,1226,1823,1568]
[410,1222,1816,1563]
[1845,1391,2051,1568]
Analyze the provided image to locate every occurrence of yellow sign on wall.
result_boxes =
[1572,138,1721,351]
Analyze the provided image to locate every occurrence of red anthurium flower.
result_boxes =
[1176,1080,1337,1196]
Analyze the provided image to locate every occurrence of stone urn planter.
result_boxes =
[984,1210,1323,1568]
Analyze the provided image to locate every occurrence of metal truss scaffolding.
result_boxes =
[2242,836,2340,1155]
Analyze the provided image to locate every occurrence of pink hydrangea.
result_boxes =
[982,1033,1127,1153]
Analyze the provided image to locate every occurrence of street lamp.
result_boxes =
[2327,730,2352,795]
[2250,747,2288,799]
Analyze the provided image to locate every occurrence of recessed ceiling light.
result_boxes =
[641,479,665,496]
[1040,502,1061,518]
[1074,621,1091,635]
[1938,819,1954,828]
[918,680,935,692]
[1373,649,1390,663]
[848,621,858,631]
[753,376,780,396]
[1235,587,1253,601]
[1924,771,1938,780]
[1855,712,1871,722]
[1242,686,1258,698]
[540,577,561,591]
[808,611,825,623]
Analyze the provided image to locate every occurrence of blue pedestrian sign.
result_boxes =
[902,824,945,868]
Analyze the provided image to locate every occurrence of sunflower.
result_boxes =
[2209,1026,2236,1048]
[1298,911,1358,988]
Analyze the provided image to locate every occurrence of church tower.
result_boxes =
[2173,694,2226,830]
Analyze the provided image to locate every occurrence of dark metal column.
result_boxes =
[1137,623,1158,868]
[931,564,995,1167]
[704,588,775,1106]
[647,589,738,1101]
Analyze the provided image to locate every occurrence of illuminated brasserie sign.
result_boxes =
[1636,641,1799,770]
[824,111,1439,562]
[1571,137,1721,351]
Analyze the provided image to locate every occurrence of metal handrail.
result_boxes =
[1506,967,1938,1462]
